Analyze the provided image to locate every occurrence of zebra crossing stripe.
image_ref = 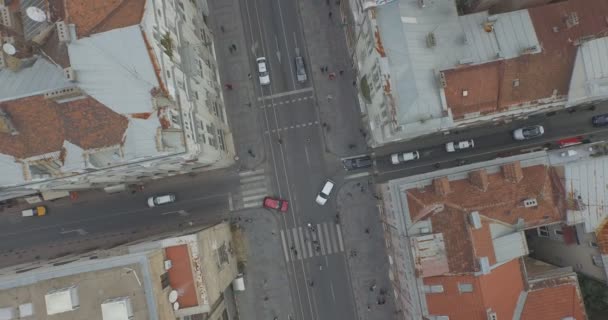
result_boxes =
[323,224,332,254]
[336,224,345,252]
[240,175,265,184]
[298,227,307,259]
[280,230,290,262]
[317,224,326,255]
[238,169,264,177]
[305,228,314,257]
[292,229,302,259]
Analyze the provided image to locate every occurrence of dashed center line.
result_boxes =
[265,121,320,134]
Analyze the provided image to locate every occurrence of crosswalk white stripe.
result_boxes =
[310,228,320,256]
[305,228,314,257]
[336,224,345,252]
[242,194,267,203]
[240,175,266,184]
[241,187,267,196]
[292,229,302,260]
[242,202,261,209]
[238,169,265,177]
[241,181,266,190]
[317,224,326,255]
[323,224,332,254]
[328,223,338,253]
[280,230,290,262]
[298,227,307,259]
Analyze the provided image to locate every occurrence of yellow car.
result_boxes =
[21,206,47,217]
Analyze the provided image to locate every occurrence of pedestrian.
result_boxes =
[320,66,325,73]
[329,72,336,80]
[277,138,283,144]
[327,94,333,101]
[220,25,225,32]
[224,83,233,90]
[329,11,332,19]
[228,46,233,53]
[324,66,329,72]
[248,73,252,79]
[339,70,344,75]
[232,44,237,51]
[352,80,356,86]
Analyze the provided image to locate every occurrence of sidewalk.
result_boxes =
[229,209,296,320]
[297,0,368,157]
[208,0,265,171]
[336,179,397,320]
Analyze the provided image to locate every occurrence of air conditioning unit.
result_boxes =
[487,311,497,320]
[0,6,13,28]
[56,21,70,42]
[164,260,173,270]
[523,198,538,208]
[64,67,76,82]
[479,257,490,274]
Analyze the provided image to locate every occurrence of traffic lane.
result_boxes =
[312,254,356,320]
[0,192,230,250]
[373,103,607,157]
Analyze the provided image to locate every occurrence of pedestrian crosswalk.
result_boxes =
[280,222,345,262]
[238,169,269,209]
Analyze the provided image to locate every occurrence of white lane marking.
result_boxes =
[241,187,267,196]
[328,223,338,253]
[240,175,266,184]
[60,228,87,236]
[304,145,311,167]
[298,227,307,259]
[330,281,336,302]
[281,230,290,262]
[238,169,265,177]
[336,224,345,252]
[242,194,267,203]
[257,87,313,101]
[323,223,332,254]
[317,224,326,255]
[228,193,234,211]
[345,172,371,180]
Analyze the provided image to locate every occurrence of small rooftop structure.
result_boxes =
[101,297,134,320]
[44,285,79,315]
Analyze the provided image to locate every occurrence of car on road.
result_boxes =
[315,179,335,206]
[22,205,47,217]
[342,155,372,170]
[256,57,270,85]
[512,125,544,140]
[445,140,475,152]
[147,194,176,208]
[390,151,420,164]
[263,197,289,212]
[592,113,608,127]
[295,56,307,82]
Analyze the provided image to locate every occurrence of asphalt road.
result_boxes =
[371,104,608,182]
[240,0,357,319]
[0,169,236,266]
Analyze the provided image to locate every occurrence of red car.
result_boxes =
[263,197,289,212]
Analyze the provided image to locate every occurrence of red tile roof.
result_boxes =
[597,218,608,254]
[0,95,128,159]
[425,259,525,320]
[66,0,146,37]
[165,245,198,308]
[522,281,586,320]
[444,0,608,120]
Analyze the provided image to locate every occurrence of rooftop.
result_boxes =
[443,0,608,119]
[165,245,198,308]
[65,0,146,37]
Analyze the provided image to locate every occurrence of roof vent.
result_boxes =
[462,90,469,97]
[513,79,520,87]
[487,310,497,320]
[426,32,436,48]
[565,12,579,28]
[56,21,71,43]
[523,198,538,208]
[483,22,494,33]
[0,6,13,28]
[438,72,447,88]
[63,67,76,82]
[469,211,482,229]
[164,259,172,270]
[44,87,83,102]
[459,57,474,65]
[479,257,490,274]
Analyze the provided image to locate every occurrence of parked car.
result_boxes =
[512,125,544,140]
[592,113,608,127]
[315,179,335,206]
[390,151,420,165]
[445,140,475,152]
[147,194,176,207]
[295,56,307,82]
[263,196,289,212]
[21,205,47,217]
[342,155,372,170]
[256,57,270,85]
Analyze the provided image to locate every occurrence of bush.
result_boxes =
[360,75,371,103]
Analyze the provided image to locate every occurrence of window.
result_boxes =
[423,285,444,293]
[160,272,170,289]
[458,283,473,293]
[555,229,563,236]
[592,255,604,267]
[538,226,549,237]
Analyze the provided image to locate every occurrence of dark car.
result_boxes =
[592,114,608,127]
[342,156,373,171]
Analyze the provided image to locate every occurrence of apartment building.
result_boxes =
[342,0,608,146]
[0,0,234,201]
[379,152,587,319]
[0,222,239,320]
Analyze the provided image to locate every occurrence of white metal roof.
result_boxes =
[492,231,528,263]
[0,58,72,103]
[60,141,86,172]
[45,286,79,315]
[566,37,608,107]
[67,25,159,115]
[123,114,161,160]
[101,297,133,320]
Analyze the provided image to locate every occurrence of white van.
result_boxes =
[390,151,420,165]
[315,179,335,205]
[147,194,176,207]
[445,139,475,152]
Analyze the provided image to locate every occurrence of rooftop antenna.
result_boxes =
[26,6,47,22]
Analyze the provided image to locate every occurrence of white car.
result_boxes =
[446,139,475,152]
[256,57,270,85]
[390,151,420,165]
[147,194,176,207]
[315,179,335,205]
[513,125,544,140]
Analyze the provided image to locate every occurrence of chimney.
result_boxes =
[501,161,523,183]
[433,177,451,196]
[468,169,489,191]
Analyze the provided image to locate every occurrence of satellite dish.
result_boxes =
[168,290,178,303]
[2,43,16,56]
[172,302,180,311]
[26,7,47,22]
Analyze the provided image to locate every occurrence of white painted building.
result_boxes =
[0,0,233,200]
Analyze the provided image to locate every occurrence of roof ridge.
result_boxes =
[86,0,131,36]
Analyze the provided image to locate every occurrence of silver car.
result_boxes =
[295,56,307,82]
